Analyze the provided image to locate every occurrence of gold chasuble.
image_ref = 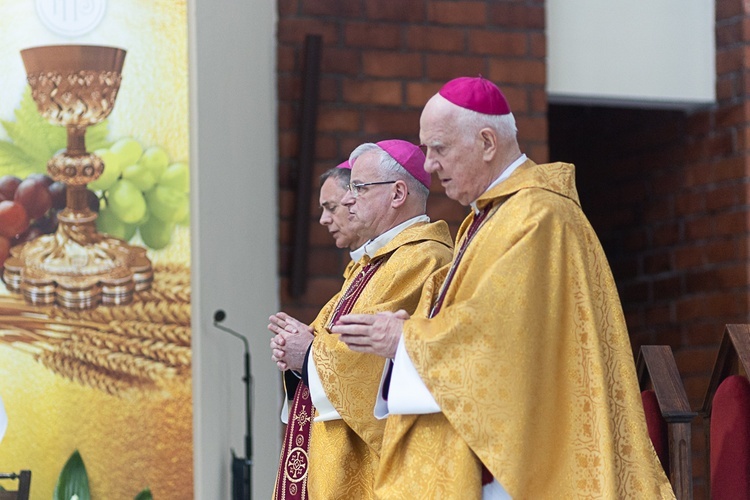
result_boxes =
[308,220,453,499]
[378,161,674,499]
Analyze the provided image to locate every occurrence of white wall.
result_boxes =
[547,0,715,109]
[189,1,279,498]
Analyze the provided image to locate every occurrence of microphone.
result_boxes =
[213,309,253,500]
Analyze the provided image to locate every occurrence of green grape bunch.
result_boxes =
[92,137,190,250]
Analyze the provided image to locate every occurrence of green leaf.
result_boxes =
[53,450,91,500]
[0,140,38,177]
[134,488,153,500]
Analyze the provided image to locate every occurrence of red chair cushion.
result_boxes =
[642,389,670,473]
[710,375,750,500]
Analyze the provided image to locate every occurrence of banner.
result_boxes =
[0,1,192,498]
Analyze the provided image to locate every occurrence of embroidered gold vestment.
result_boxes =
[378,161,675,499]
[308,220,453,499]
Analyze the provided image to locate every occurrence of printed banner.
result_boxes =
[0,1,192,498]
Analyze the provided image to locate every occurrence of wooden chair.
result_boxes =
[636,345,696,500]
[0,471,31,500]
[700,324,750,500]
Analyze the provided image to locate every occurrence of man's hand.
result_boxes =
[331,310,409,358]
[268,312,314,372]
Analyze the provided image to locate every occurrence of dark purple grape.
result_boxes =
[25,173,54,188]
[48,182,67,209]
[14,177,53,220]
[34,210,59,234]
[0,175,21,201]
[87,189,100,212]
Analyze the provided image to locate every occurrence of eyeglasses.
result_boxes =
[347,180,397,198]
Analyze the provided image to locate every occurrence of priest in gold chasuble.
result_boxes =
[333,78,675,499]
[270,140,452,500]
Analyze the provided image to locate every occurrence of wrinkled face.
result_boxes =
[319,177,363,249]
[419,97,486,206]
[340,151,396,241]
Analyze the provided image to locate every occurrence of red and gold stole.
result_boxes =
[273,258,384,500]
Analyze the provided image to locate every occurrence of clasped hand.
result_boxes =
[331,309,409,358]
[268,312,313,372]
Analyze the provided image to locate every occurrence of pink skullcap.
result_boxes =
[336,160,351,170]
[377,139,430,188]
[438,76,511,115]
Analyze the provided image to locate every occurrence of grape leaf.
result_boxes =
[0,140,37,177]
[0,86,112,177]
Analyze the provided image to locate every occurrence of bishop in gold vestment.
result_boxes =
[308,218,452,498]
[376,160,674,499]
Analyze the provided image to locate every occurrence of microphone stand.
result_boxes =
[213,310,252,500]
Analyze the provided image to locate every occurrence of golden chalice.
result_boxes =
[2,45,152,309]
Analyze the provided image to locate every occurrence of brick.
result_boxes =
[318,77,340,103]
[278,102,296,130]
[716,103,745,128]
[643,251,672,274]
[704,239,744,264]
[488,59,546,85]
[302,0,362,17]
[406,82,443,107]
[706,184,743,211]
[365,0,426,22]
[277,19,339,45]
[652,276,682,300]
[278,74,301,101]
[363,108,422,136]
[343,80,403,105]
[428,1,487,26]
[279,188,296,218]
[279,130,299,159]
[715,76,737,102]
[406,26,465,53]
[362,51,423,78]
[716,46,743,76]
[487,4,545,30]
[676,292,744,322]
[426,54,485,80]
[515,116,547,142]
[645,304,672,325]
[307,247,349,276]
[315,134,338,159]
[530,88,547,114]
[317,107,360,132]
[525,143,548,164]
[529,32,546,59]
[322,48,361,75]
[675,191,705,216]
[716,0,743,22]
[468,31,528,57]
[715,210,749,236]
[684,216,713,241]
[674,246,704,270]
[278,45,297,72]
[345,22,402,49]
[714,156,745,182]
[652,222,679,246]
[278,0,299,17]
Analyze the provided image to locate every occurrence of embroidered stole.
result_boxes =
[273,258,384,500]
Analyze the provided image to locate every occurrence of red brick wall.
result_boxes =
[277,0,547,322]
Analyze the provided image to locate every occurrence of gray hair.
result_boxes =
[454,107,517,142]
[349,143,429,202]
[319,165,351,189]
